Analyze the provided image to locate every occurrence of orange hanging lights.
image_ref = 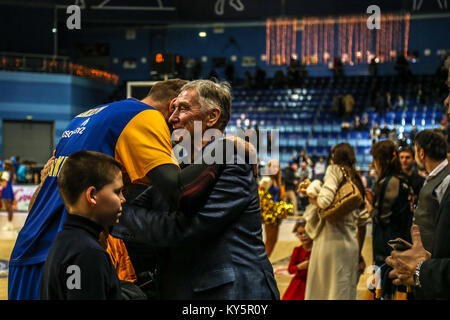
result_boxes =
[266,13,410,66]
[266,18,297,66]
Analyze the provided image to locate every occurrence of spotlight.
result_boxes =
[199,31,207,38]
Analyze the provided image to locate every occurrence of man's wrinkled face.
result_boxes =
[399,151,414,172]
[169,88,207,137]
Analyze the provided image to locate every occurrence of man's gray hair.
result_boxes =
[181,79,231,131]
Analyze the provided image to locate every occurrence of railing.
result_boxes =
[0,52,118,85]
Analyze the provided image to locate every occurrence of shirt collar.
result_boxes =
[63,213,104,239]
[427,159,449,179]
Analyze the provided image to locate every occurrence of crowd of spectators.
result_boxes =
[0,156,42,185]
[277,124,436,215]
[240,58,308,90]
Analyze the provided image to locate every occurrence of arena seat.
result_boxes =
[231,74,443,170]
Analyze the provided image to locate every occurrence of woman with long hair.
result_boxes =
[304,143,369,300]
[2,160,16,231]
[368,140,414,267]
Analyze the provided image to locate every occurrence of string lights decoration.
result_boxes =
[266,18,297,66]
[266,13,411,66]
[0,55,119,85]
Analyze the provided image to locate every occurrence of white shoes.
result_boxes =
[1,222,15,231]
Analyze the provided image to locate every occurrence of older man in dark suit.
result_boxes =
[112,79,279,300]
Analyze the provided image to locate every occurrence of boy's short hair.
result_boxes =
[58,150,122,206]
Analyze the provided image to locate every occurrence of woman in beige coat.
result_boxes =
[303,143,369,300]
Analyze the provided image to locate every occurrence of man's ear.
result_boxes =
[85,186,97,206]
[206,108,221,128]
[420,148,425,160]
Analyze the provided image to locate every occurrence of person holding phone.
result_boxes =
[366,140,415,299]
[367,140,415,268]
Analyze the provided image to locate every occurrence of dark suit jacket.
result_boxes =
[112,162,280,300]
[417,186,450,299]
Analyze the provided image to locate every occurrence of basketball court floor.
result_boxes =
[0,214,373,300]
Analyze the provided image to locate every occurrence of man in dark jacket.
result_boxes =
[112,80,279,300]
[386,67,450,299]
[386,187,450,299]
[413,130,449,252]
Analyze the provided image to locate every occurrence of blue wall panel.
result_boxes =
[0,71,115,159]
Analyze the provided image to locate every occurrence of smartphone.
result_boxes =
[387,239,412,251]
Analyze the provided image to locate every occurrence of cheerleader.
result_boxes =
[1,160,16,231]
[259,159,284,258]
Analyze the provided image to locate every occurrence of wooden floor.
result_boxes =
[270,237,373,300]
[0,219,373,300]
[0,238,15,300]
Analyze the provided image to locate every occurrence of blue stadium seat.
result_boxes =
[356,154,364,163]
[364,154,373,164]
[358,139,372,147]
[332,124,341,132]
[313,124,323,132]
[308,138,318,147]
[297,139,307,147]
[327,139,337,147]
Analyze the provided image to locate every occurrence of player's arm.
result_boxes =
[113,163,253,246]
[115,110,224,208]
[146,162,224,208]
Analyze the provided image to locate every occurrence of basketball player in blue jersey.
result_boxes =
[8,79,224,300]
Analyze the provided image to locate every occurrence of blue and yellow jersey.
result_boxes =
[10,98,178,266]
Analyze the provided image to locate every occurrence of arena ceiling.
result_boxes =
[0,0,448,29]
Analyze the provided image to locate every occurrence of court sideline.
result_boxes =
[0,218,374,300]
